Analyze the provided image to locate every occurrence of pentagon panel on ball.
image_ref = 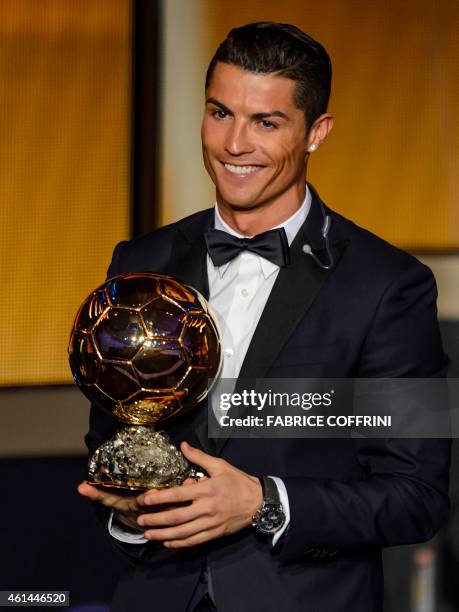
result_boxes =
[69,272,221,490]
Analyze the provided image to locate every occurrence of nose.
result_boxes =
[224,120,254,156]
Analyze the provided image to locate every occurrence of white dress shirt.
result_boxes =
[109,185,312,548]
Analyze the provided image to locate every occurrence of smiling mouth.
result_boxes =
[220,162,265,176]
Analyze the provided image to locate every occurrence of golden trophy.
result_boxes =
[69,272,221,490]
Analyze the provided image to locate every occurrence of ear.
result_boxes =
[306,113,333,153]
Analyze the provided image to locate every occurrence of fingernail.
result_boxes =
[137,516,144,526]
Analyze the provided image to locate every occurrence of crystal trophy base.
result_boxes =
[87,425,204,491]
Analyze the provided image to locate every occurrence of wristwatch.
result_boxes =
[252,476,286,535]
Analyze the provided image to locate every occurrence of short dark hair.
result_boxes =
[205,22,332,130]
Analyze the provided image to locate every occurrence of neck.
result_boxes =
[217,181,306,236]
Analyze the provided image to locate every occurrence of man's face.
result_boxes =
[202,62,309,212]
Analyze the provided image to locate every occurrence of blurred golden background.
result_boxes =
[0,1,131,385]
[0,0,457,386]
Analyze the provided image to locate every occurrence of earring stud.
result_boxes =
[309,143,317,152]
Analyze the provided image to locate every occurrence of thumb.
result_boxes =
[180,441,223,475]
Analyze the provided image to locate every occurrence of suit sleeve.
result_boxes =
[279,263,451,563]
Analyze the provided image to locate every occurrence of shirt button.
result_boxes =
[224,348,234,358]
[240,288,249,297]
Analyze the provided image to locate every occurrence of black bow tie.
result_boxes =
[204,227,290,268]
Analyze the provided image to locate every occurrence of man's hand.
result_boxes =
[77,477,197,532]
[77,481,148,531]
[136,441,263,549]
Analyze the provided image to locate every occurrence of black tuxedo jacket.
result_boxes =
[86,186,451,612]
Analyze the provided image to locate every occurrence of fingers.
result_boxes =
[142,481,205,506]
[138,499,203,528]
[181,477,199,486]
[77,482,141,514]
[180,441,224,476]
[163,529,221,549]
[143,516,219,543]
[78,482,102,500]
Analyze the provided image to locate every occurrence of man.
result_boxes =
[78,22,450,612]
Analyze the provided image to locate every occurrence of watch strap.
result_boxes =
[260,476,281,505]
[252,476,286,535]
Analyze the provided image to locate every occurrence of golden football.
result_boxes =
[69,273,221,426]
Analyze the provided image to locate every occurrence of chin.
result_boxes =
[217,179,266,203]
[217,189,262,210]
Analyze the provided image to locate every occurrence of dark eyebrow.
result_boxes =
[252,110,290,121]
[206,98,233,115]
[205,97,290,122]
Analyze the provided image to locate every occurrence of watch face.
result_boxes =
[256,503,286,535]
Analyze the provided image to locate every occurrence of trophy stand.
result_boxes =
[69,273,220,493]
[88,425,206,491]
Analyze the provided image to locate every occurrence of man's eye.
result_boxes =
[260,120,277,129]
[212,110,227,119]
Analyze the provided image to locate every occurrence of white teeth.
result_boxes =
[223,163,262,175]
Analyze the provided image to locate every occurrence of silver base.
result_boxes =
[88,425,194,490]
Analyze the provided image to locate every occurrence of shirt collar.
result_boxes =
[212,185,311,279]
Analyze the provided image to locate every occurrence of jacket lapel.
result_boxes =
[239,190,345,380]
[166,210,213,300]
[213,188,348,454]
